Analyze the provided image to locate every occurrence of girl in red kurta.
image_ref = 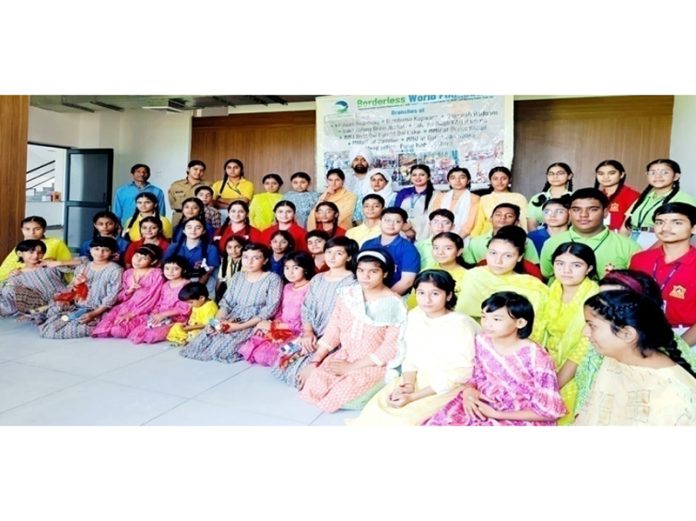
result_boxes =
[261,200,308,252]
[594,159,640,232]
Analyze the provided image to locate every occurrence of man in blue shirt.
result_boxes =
[112,163,167,222]
[362,207,420,295]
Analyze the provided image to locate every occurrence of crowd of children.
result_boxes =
[2,157,696,426]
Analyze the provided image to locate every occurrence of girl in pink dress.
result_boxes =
[127,256,191,344]
[298,249,408,413]
[239,251,315,366]
[92,244,164,338]
[424,291,566,426]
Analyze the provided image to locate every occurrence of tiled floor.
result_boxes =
[0,318,360,426]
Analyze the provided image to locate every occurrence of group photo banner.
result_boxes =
[315,94,514,191]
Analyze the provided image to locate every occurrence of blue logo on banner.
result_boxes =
[335,100,349,113]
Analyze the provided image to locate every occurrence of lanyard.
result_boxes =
[634,192,668,228]
[571,228,610,252]
[653,258,682,292]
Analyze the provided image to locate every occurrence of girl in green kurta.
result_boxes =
[537,242,598,425]
[620,158,696,248]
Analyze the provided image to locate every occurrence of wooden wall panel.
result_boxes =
[513,96,673,197]
[0,96,29,258]
[191,111,316,190]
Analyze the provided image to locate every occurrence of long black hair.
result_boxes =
[413,269,458,310]
[551,241,598,281]
[217,200,252,242]
[91,210,122,239]
[409,164,435,210]
[625,159,682,229]
[532,162,574,208]
[593,159,628,204]
[584,290,696,379]
[431,231,470,268]
[487,225,527,274]
[124,192,161,238]
[167,216,211,274]
[216,158,244,202]
[314,201,341,236]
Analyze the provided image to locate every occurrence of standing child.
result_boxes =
[239,251,315,366]
[38,237,123,339]
[536,242,599,424]
[127,256,191,344]
[261,201,307,252]
[283,171,320,228]
[249,173,284,230]
[92,245,164,338]
[423,291,566,426]
[576,290,696,425]
[166,282,219,346]
[171,197,215,242]
[179,243,283,363]
[122,192,173,240]
[194,185,222,230]
[123,216,170,268]
[0,216,73,282]
[79,211,129,263]
[406,231,469,310]
[594,160,640,232]
[306,230,330,273]
[268,230,294,277]
[164,216,220,296]
[0,240,68,317]
[527,162,574,231]
[214,200,264,254]
[621,158,696,248]
[216,236,246,302]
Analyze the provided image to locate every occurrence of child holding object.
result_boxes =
[166,282,219,346]
[38,237,123,339]
[179,243,283,363]
[239,251,315,366]
[350,270,479,426]
[127,256,191,345]
[92,245,164,338]
[423,292,565,426]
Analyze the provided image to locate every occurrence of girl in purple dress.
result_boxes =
[127,256,192,344]
[239,251,315,366]
[424,291,566,426]
[92,245,164,338]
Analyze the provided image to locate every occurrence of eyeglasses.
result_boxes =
[647,170,673,177]
[543,209,568,216]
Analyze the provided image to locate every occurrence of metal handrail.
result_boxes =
[26,168,55,184]
[26,160,55,175]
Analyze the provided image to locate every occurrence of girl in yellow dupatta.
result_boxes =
[406,232,469,310]
[456,226,548,339]
[537,242,599,425]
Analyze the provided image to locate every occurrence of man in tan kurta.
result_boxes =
[168,160,209,227]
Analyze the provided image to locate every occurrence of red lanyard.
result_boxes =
[652,258,682,292]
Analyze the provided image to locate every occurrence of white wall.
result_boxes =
[28,107,193,214]
[670,96,696,197]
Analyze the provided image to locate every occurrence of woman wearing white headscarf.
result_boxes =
[362,168,396,207]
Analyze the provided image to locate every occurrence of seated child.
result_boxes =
[38,237,123,339]
[167,281,219,346]
[0,240,68,318]
[91,245,164,338]
[127,256,192,344]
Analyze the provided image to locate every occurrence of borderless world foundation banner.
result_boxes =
[315,94,514,191]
